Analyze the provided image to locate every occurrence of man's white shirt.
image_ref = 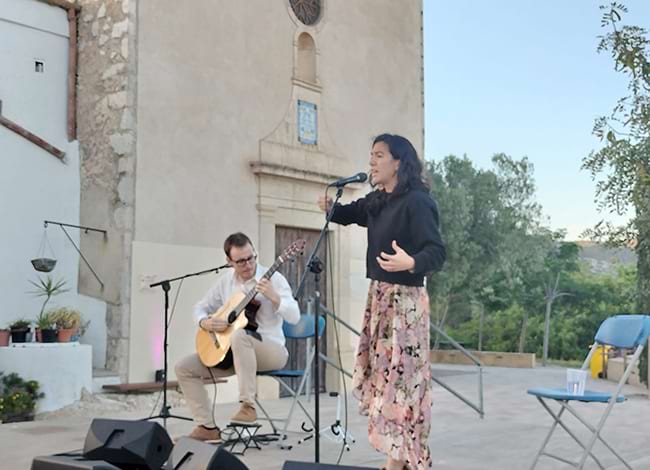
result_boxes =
[193,265,300,346]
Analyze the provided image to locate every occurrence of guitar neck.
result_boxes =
[233,257,284,312]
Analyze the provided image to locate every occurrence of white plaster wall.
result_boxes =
[0,343,92,412]
[0,0,107,369]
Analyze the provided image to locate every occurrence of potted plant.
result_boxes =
[51,307,81,342]
[71,317,90,342]
[0,326,9,347]
[9,319,31,343]
[0,372,44,423]
[29,275,68,342]
[35,311,58,343]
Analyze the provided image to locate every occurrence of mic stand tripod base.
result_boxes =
[144,265,230,428]
[142,280,193,429]
[296,391,354,451]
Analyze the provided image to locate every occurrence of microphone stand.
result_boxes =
[145,263,231,429]
[294,185,345,463]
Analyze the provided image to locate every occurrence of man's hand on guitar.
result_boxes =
[200,316,229,333]
[255,279,280,309]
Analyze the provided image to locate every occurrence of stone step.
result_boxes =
[92,368,120,394]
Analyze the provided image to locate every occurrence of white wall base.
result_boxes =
[0,343,92,412]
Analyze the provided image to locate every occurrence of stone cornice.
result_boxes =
[250,161,365,190]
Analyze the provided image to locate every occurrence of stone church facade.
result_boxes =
[49,0,423,396]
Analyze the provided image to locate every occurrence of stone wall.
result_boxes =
[76,0,136,377]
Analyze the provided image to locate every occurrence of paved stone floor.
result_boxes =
[2,365,649,469]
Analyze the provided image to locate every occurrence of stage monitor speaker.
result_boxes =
[163,437,249,470]
[82,419,173,470]
[31,453,120,470]
[282,462,378,470]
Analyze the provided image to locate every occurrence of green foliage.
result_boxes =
[28,275,69,322]
[583,2,650,384]
[427,153,566,354]
[35,312,56,330]
[0,372,44,423]
[49,307,82,330]
[426,154,546,318]
[8,319,31,331]
[428,153,639,368]
[446,266,637,360]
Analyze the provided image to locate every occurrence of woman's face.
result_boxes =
[369,141,400,190]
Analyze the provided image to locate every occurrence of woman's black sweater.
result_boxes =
[331,189,446,287]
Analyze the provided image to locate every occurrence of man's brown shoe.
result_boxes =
[187,425,222,443]
[230,402,257,424]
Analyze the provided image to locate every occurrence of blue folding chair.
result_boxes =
[527,314,650,469]
[255,314,326,442]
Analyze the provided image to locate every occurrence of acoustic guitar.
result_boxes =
[195,239,306,367]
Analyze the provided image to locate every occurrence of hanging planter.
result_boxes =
[31,258,57,273]
[31,227,57,273]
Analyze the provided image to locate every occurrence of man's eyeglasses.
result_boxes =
[230,254,257,267]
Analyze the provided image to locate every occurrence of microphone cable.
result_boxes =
[324,186,352,465]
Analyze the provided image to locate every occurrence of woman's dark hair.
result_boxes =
[224,232,253,257]
[367,133,429,213]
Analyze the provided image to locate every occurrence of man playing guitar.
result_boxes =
[175,232,300,442]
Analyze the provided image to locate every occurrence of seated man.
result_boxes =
[175,232,300,442]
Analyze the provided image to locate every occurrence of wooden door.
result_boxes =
[275,226,328,396]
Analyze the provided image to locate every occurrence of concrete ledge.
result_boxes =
[430,350,536,368]
[0,342,92,412]
[607,356,641,385]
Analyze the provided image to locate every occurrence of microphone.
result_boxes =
[328,172,368,188]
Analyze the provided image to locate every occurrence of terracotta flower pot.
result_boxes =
[0,329,9,347]
[57,328,76,342]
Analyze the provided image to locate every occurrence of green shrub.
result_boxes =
[0,372,44,423]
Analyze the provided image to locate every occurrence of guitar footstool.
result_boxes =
[222,422,278,455]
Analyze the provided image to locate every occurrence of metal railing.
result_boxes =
[316,303,485,418]
[430,322,484,418]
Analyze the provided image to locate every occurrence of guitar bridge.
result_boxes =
[213,335,221,349]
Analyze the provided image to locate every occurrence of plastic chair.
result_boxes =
[527,314,650,469]
[254,314,326,445]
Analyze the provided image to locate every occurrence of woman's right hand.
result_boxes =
[318,195,333,213]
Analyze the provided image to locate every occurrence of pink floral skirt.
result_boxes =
[353,280,432,469]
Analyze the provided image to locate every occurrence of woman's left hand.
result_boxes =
[377,240,415,272]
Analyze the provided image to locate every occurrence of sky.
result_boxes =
[423,1,650,240]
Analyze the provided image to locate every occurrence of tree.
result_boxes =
[582,2,650,383]
[427,154,551,350]
[540,241,580,366]
[427,156,502,345]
